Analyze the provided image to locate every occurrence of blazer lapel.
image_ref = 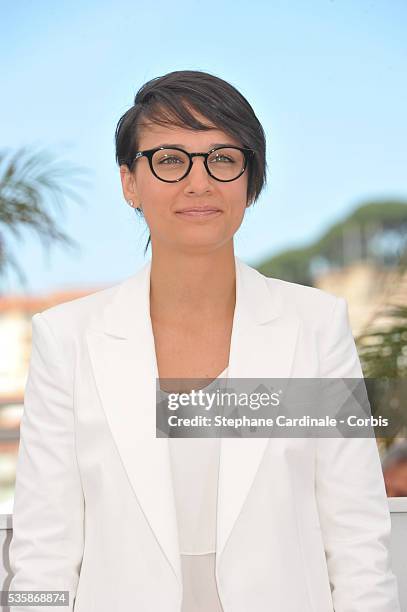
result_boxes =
[215,257,300,573]
[85,260,182,586]
[85,255,300,590]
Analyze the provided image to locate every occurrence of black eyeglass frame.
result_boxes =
[122,145,255,183]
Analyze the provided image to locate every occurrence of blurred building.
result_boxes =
[314,261,407,337]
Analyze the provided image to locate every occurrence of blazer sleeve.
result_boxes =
[315,297,401,611]
[7,312,84,612]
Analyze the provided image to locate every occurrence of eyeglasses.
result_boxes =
[122,145,254,183]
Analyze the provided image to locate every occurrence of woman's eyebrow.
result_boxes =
[156,142,237,149]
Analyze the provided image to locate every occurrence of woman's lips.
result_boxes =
[175,209,222,217]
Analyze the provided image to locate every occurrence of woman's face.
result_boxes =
[120,112,250,254]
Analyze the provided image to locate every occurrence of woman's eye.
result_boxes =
[211,155,234,163]
[158,156,184,165]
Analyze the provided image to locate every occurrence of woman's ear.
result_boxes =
[120,164,141,207]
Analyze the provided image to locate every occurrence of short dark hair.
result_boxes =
[115,70,267,255]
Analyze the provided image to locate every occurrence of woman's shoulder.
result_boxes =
[240,258,340,311]
[251,262,342,321]
[30,274,133,344]
[237,259,347,340]
[266,273,339,309]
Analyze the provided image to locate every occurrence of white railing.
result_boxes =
[0,501,406,610]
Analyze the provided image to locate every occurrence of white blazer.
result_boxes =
[8,256,400,612]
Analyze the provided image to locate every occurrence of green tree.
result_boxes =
[257,200,407,285]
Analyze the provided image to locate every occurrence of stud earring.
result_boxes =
[127,200,135,208]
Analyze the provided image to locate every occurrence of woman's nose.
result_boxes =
[184,157,212,193]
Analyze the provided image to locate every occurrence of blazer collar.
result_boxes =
[86,255,299,590]
[99,255,283,340]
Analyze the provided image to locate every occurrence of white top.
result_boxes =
[159,367,228,612]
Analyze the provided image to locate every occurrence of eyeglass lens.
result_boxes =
[151,148,246,181]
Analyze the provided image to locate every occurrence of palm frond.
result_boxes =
[0,146,91,290]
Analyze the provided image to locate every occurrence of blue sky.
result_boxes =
[1,0,406,295]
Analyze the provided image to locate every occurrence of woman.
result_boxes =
[8,70,400,611]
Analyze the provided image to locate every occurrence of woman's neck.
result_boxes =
[149,248,236,327]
